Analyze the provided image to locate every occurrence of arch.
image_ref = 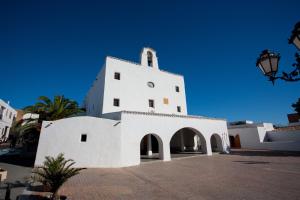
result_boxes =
[169,127,207,158]
[147,51,153,67]
[210,134,223,152]
[140,133,164,160]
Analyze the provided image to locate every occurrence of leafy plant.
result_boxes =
[31,153,84,200]
[24,95,84,121]
[292,98,300,114]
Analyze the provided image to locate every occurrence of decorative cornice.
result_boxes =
[121,110,226,121]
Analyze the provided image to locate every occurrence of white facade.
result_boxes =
[0,99,17,142]
[228,122,300,151]
[85,48,187,116]
[35,48,230,168]
[35,111,229,168]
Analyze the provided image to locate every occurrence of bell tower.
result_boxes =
[140,47,159,69]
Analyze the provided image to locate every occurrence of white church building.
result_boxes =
[35,48,230,168]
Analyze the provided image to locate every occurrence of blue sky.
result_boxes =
[1,0,299,125]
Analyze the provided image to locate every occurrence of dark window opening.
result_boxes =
[177,106,181,112]
[147,51,153,67]
[114,72,120,80]
[149,99,155,108]
[175,86,180,92]
[81,134,87,142]
[113,98,120,107]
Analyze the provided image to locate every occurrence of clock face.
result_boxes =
[147,82,155,88]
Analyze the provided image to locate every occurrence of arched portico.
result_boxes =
[140,133,164,161]
[210,134,223,152]
[169,127,208,158]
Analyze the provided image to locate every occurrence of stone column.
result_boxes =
[206,136,212,156]
[193,135,199,151]
[180,131,185,152]
[147,134,152,156]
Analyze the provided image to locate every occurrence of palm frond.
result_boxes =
[31,153,84,197]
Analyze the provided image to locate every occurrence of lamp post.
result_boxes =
[256,21,300,84]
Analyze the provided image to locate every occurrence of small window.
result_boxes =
[113,98,120,107]
[147,82,155,88]
[177,106,181,112]
[163,98,169,104]
[81,134,87,142]
[114,72,120,80]
[147,51,153,67]
[149,99,155,108]
[9,112,12,119]
[175,86,180,92]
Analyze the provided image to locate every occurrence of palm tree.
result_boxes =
[31,153,84,200]
[11,95,84,151]
[24,95,84,121]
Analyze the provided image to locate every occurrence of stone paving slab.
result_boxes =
[59,150,300,200]
[0,162,32,200]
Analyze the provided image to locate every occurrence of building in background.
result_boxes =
[35,48,230,168]
[0,99,17,143]
[228,120,300,151]
[287,113,300,126]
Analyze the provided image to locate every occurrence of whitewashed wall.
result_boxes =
[85,48,188,117]
[267,130,300,142]
[35,116,122,168]
[119,111,229,167]
[228,123,300,151]
[35,112,229,168]
[85,66,106,117]
[0,99,17,140]
[102,57,187,115]
[228,127,262,148]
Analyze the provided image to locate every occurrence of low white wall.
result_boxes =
[229,127,262,148]
[229,125,300,151]
[258,141,300,151]
[267,130,300,142]
[35,116,122,168]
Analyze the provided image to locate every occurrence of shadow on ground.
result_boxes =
[0,154,35,167]
[15,194,49,200]
[233,160,270,165]
[229,149,300,157]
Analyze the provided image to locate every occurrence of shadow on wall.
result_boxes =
[229,149,300,157]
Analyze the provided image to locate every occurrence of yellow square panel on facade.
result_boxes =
[163,98,169,104]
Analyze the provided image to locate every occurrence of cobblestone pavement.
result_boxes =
[60,150,300,200]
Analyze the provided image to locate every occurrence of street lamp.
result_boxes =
[289,22,300,50]
[256,21,300,84]
[256,50,280,78]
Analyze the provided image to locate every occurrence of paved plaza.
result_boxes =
[59,150,300,200]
